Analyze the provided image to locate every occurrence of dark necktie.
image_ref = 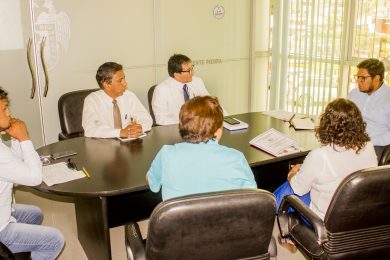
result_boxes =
[113,99,122,129]
[183,84,190,102]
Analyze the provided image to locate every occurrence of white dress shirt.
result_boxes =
[290,142,377,220]
[152,76,210,125]
[0,139,42,231]
[82,90,153,138]
[348,83,390,146]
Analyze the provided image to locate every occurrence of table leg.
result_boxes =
[75,197,111,260]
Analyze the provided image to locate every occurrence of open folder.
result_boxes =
[249,128,301,157]
[290,118,315,130]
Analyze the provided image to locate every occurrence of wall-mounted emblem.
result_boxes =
[34,0,70,71]
[213,5,225,20]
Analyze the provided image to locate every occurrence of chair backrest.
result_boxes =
[0,242,14,260]
[379,145,390,166]
[58,89,98,140]
[0,242,30,260]
[147,85,157,126]
[323,166,390,257]
[146,189,276,260]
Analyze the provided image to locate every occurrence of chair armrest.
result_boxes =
[277,195,328,244]
[125,222,146,260]
[379,145,390,165]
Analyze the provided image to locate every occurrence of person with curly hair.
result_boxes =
[147,96,256,201]
[274,98,378,252]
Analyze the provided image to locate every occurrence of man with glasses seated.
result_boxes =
[152,54,212,125]
[348,58,390,160]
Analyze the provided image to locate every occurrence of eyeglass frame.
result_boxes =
[353,75,372,82]
[179,65,195,74]
[67,158,77,171]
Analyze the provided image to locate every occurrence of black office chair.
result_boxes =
[379,145,390,166]
[125,189,277,260]
[147,85,157,126]
[277,166,390,259]
[0,241,30,260]
[58,89,98,140]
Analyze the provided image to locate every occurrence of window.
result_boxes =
[267,0,390,115]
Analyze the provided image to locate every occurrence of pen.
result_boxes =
[82,167,91,178]
[288,114,295,124]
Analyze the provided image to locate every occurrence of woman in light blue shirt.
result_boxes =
[147,96,257,200]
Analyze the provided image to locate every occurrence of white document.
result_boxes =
[223,118,249,131]
[43,162,85,186]
[117,133,147,142]
[249,128,301,157]
[290,118,315,130]
[262,110,306,122]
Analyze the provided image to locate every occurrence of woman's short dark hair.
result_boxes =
[357,58,385,82]
[96,62,123,88]
[179,96,223,143]
[168,54,191,77]
[316,98,369,153]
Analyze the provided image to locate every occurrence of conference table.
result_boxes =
[35,112,319,260]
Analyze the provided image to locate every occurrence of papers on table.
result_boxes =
[290,118,315,130]
[249,128,301,157]
[43,162,86,186]
[223,118,249,131]
[263,110,317,130]
[117,133,147,142]
[262,110,301,121]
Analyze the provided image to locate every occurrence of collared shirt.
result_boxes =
[147,140,257,201]
[0,139,42,231]
[152,76,210,125]
[82,90,153,138]
[290,142,377,220]
[348,83,390,146]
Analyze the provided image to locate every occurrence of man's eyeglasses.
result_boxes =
[180,66,195,74]
[67,158,77,171]
[353,75,372,82]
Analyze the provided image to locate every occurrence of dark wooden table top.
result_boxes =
[36,112,319,197]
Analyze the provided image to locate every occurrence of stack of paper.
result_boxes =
[43,162,86,186]
[249,128,301,157]
[117,133,147,142]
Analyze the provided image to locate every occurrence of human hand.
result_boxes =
[287,164,301,182]
[5,118,30,141]
[126,123,143,138]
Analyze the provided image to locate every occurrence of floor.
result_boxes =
[14,188,305,260]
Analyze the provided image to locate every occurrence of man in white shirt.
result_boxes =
[348,58,390,160]
[0,87,64,258]
[82,62,153,138]
[152,54,211,125]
